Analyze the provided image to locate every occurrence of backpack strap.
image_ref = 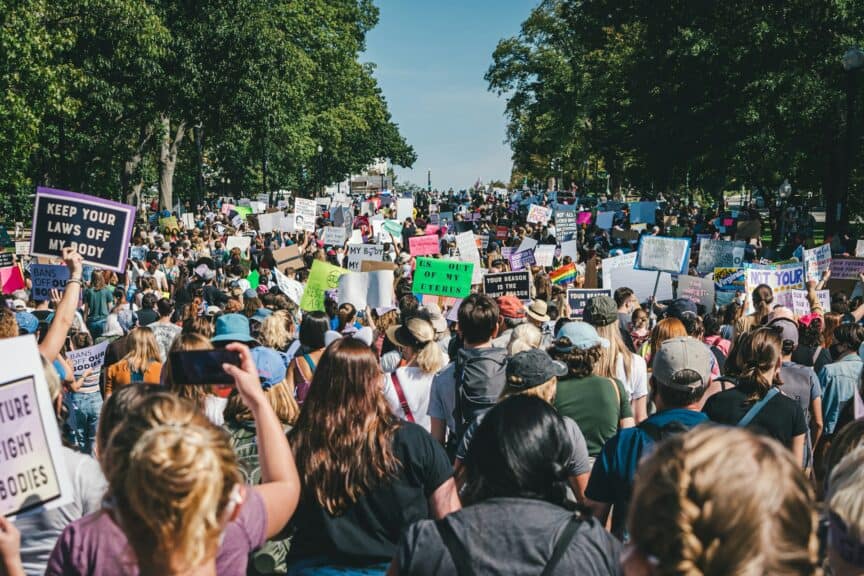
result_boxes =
[435,519,476,576]
[301,352,316,372]
[391,371,414,423]
[737,387,780,427]
[540,514,583,576]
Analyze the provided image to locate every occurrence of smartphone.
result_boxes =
[170,350,241,385]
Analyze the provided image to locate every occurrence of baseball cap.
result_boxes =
[16,312,39,335]
[767,317,799,348]
[667,298,698,320]
[652,337,711,390]
[249,347,287,389]
[496,295,527,320]
[243,288,258,300]
[554,321,610,353]
[506,349,567,390]
[251,307,273,324]
[582,295,618,327]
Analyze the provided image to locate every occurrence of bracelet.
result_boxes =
[66,278,83,287]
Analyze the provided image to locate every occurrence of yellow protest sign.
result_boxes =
[300,260,347,311]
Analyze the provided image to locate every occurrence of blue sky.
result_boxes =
[364,0,533,191]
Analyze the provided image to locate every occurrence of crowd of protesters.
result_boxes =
[0,186,863,576]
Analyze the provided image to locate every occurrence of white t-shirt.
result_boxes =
[382,363,448,433]
[616,352,648,401]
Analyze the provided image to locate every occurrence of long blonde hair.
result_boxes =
[629,426,820,576]
[223,379,299,426]
[122,327,161,373]
[594,322,632,381]
[258,310,293,350]
[104,393,240,575]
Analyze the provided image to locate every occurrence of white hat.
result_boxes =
[12,299,27,311]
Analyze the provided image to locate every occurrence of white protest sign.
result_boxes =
[526,204,552,225]
[774,290,830,316]
[595,211,615,230]
[181,213,195,229]
[347,230,364,245]
[250,201,267,214]
[455,231,483,284]
[15,241,29,257]
[396,197,414,222]
[256,212,282,234]
[803,244,832,283]
[338,270,395,310]
[516,237,538,254]
[560,239,579,261]
[282,214,297,233]
[226,236,251,255]
[744,263,805,314]
[0,336,73,517]
[321,227,347,246]
[602,251,674,302]
[534,245,556,268]
[231,214,243,228]
[66,341,109,390]
[857,240,864,257]
[346,244,384,272]
[635,236,691,274]
[273,268,304,305]
[294,198,317,232]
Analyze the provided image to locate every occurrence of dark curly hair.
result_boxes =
[550,344,603,379]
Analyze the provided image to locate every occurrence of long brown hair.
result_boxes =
[289,339,401,515]
[735,328,783,400]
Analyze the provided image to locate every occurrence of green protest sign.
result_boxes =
[412,257,473,298]
[300,260,347,311]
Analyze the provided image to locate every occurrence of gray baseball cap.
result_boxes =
[652,337,712,390]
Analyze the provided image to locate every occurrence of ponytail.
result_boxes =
[735,328,783,400]
[414,340,444,374]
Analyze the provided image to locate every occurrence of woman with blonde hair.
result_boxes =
[48,344,301,576]
[382,317,448,432]
[104,327,163,395]
[624,426,820,576]
[287,338,459,572]
[704,328,807,463]
[258,310,296,354]
[507,322,542,355]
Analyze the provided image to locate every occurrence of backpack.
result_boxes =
[453,347,508,439]
[637,419,691,443]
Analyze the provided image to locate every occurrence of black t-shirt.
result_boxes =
[288,422,453,564]
[791,345,832,375]
[702,387,807,447]
[398,498,622,575]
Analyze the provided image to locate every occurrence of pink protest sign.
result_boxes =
[1,266,25,294]
[577,211,592,225]
[424,225,441,235]
[408,235,441,257]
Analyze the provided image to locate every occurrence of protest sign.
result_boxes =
[347,230,364,245]
[66,341,109,392]
[438,211,454,226]
[635,236,691,274]
[697,239,746,274]
[412,258,473,298]
[234,206,252,220]
[382,220,402,239]
[483,271,531,300]
[409,235,441,257]
[516,237,538,254]
[249,201,266,214]
[629,202,657,225]
[803,244,832,283]
[346,244,385,272]
[129,246,148,262]
[534,245,556,268]
[30,264,70,301]
[181,213,195,229]
[677,275,716,312]
[281,214,297,233]
[577,211,593,225]
[830,257,864,280]
[360,260,398,273]
[338,270,395,310]
[509,249,536,272]
[0,252,13,268]
[0,336,73,517]
[455,231,483,283]
[527,204,552,225]
[231,214,244,228]
[744,263,805,313]
[321,227,347,246]
[1,266,25,294]
[495,226,509,240]
[774,290,830,316]
[294,198,317,232]
[595,211,615,230]
[273,245,305,271]
[567,289,612,319]
[857,240,864,257]
[159,216,178,232]
[314,197,331,211]
[714,267,746,291]
[31,187,136,273]
[300,260,347,311]
[560,240,579,261]
[273,268,304,305]
[226,236,251,255]
[602,251,674,302]
[396,197,414,222]
[735,219,761,240]
[220,203,236,215]
[555,207,578,240]
[256,212,282,235]
[15,241,29,257]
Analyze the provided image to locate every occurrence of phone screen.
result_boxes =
[170,350,241,385]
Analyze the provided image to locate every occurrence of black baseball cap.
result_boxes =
[506,349,568,390]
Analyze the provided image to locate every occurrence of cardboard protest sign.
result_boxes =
[273,245,305,271]
[629,202,657,225]
[830,257,864,280]
[774,290,830,316]
[509,249,536,272]
[31,188,136,273]
[744,263,805,313]
[396,197,414,222]
[338,270,395,310]
[30,264,70,301]
[803,244,832,283]
[300,260,347,311]
[735,219,761,240]
[0,266,25,294]
[273,268,304,305]
[412,258,473,298]
[527,204,552,225]
[483,271,531,300]
[603,251,674,302]
[595,211,615,230]
[534,245,556,268]
[321,227,347,246]
[697,239,746,275]
[0,252,13,268]
[226,236,251,255]
[346,244,385,272]
[635,236,691,275]
[0,336,73,517]
[676,275,716,312]
[293,198,317,232]
[455,232,483,284]
[567,289,612,319]
[360,260,398,273]
[409,235,441,257]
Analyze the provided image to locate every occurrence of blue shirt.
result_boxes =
[586,408,708,538]
[819,353,863,435]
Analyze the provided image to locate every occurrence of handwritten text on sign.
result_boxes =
[412,258,474,298]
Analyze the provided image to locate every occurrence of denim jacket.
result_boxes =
[819,353,863,435]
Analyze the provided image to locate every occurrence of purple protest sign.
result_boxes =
[509,249,536,272]
[31,188,136,273]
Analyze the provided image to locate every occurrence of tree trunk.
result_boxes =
[158,114,186,210]
[122,124,153,207]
